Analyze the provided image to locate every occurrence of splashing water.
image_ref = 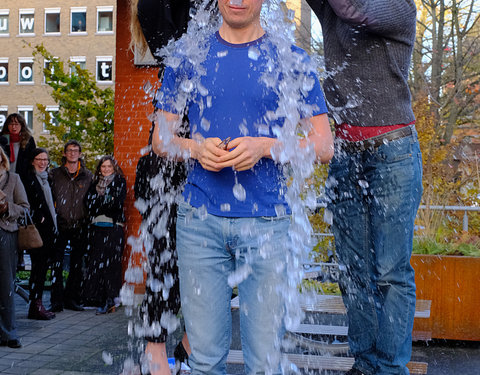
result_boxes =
[122,1,327,373]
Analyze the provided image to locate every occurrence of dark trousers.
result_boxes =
[0,228,18,341]
[28,236,55,301]
[83,225,124,305]
[51,227,88,305]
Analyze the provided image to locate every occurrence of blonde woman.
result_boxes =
[0,147,29,348]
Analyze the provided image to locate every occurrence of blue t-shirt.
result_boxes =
[156,32,328,217]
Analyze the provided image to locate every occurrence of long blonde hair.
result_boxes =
[129,0,148,56]
[0,147,10,171]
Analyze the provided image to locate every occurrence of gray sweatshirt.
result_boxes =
[307,0,417,126]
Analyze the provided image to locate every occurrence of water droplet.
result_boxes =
[220,203,231,212]
[102,351,113,365]
[233,182,246,201]
[248,46,260,61]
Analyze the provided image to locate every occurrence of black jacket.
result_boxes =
[0,136,36,182]
[85,174,127,225]
[23,170,57,246]
[134,152,186,220]
[50,162,93,230]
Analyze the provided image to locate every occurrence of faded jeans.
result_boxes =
[176,202,289,375]
[326,130,423,374]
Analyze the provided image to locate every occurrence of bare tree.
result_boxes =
[412,0,480,144]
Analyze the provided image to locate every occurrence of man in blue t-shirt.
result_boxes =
[153,1,333,374]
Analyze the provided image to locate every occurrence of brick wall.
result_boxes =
[115,0,159,289]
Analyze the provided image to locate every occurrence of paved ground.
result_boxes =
[1,291,479,375]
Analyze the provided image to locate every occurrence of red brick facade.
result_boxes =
[115,0,159,288]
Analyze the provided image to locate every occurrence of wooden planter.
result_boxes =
[411,254,480,341]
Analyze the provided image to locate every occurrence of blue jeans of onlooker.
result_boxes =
[176,202,289,375]
[326,130,423,375]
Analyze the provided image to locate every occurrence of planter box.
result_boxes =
[412,254,480,341]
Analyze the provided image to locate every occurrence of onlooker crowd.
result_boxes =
[0,114,126,349]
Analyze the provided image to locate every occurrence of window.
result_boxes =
[45,8,60,34]
[71,7,87,33]
[44,106,59,132]
[0,58,8,84]
[44,58,58,83]
[70,56,86,75]
[19,9,35,35]
[0,10,9,36]
[17,106,33,130]
[96,56,113,83]
[0,106,7,128]
[18,58,34,84]
[97,6,113,33]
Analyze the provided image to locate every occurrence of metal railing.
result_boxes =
[312,202,480,235]
[418,205,480,232]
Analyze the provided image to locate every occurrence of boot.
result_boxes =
[28,299,56,320]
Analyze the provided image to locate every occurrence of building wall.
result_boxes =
[114,0,159,287]
[0,0,116,137]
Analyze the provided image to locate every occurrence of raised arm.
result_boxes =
[309,0,417,40]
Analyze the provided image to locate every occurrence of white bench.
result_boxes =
[228,295,431,374]
[227,350,428,374]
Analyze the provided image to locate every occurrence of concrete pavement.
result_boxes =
[1,291,479,374]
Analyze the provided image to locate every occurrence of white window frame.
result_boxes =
[0,9,10,37]
[18,57,34,84]
[0,106,8,128]
[70,7,87,35]
[43,58,58,84]
[44,8,61,35]
[0,57,8,85]
[96,56,113,84]
[70,56,86,75]
[96,6,113,34]
[17,105,34,130]
[43,105,59,133]
[19,8,35,36]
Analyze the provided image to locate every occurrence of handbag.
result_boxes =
[18,210,43,250]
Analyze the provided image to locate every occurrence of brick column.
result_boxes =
[115,0,160,291]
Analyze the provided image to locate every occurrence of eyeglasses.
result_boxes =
[34,158,49,162]
[65,149,80,154]
[8,122,21,127]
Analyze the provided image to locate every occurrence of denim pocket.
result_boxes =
[375,136,414,163]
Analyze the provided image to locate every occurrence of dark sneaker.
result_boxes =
[7,339,22,348]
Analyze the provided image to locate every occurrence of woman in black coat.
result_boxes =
[0,113,36,182]
[84,155,126,314]
[0,113,36,271]
[23,148,57,320]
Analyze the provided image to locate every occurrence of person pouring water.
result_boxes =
[306,1,423,374]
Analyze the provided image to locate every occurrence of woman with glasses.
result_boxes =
[0,113,37,271]
[23,148,57,320]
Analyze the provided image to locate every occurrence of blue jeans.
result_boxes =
[176,202,289,375]
[326,130,423,375]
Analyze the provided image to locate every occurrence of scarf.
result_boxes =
[9,133,21,163]
[96,174,115,196]
[36,170,58,232]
